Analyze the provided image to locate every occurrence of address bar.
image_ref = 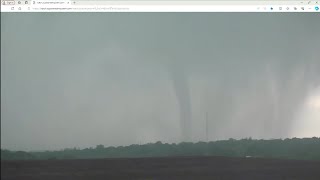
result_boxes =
[31,5,259,12]
[32,6,130,11]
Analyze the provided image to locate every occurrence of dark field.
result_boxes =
[2,156,320,180]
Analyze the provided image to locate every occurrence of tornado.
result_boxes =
[170,64,192,142]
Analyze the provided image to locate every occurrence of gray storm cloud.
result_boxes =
[1,13,319,151]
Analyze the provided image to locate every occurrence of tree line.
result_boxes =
[2,137,320,161]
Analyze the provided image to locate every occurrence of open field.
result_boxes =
[2,156,320,180]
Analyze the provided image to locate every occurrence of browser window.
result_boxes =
[1,0,320,12]
[1,0,320,179]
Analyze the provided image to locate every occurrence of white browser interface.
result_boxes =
[1,0,320,12]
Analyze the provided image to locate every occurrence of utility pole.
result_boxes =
[205,111,209,156]
[206,112,208,142]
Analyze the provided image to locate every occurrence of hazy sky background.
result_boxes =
[1,13,320,151]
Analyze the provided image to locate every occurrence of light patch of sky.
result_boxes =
[292,86,320,138]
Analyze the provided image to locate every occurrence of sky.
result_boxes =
[1,13,320,151]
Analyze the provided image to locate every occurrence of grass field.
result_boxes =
[2,156,320,180]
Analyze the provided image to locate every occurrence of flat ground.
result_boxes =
[2,156,320,180]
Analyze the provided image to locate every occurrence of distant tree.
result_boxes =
[96,144,104,150]
[96,144,104,152]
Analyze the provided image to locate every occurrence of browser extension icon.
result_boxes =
[315,6,319,11]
